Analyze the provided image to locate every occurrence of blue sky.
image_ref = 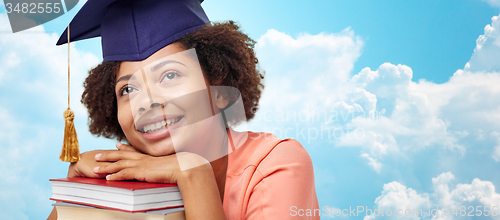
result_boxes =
[1,0,500,219]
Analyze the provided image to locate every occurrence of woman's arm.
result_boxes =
[177,159,227,220]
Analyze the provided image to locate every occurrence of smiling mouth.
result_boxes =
[138,116,184,133]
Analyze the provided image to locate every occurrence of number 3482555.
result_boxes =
[5,3,62,14]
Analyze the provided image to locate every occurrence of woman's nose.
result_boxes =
[150,102,161,108]
[133,80,170,114]
[138,102,162,113]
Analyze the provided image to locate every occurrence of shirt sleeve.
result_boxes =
[244,139,320,220]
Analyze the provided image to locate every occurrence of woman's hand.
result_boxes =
[93,143,212,184]
[67,149,115,178]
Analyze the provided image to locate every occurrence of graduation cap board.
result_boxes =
[57,0,209,61]
[57,0,209,162]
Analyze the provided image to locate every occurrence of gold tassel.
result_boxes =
[60,25,80,162]
[60,108,80,162]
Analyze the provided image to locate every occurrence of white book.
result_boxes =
[52,184,182,204]
[53,202,186,220]
[52,194,184,212]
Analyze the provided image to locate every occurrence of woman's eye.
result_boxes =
[161,71,179,82]
[121,86,137,96]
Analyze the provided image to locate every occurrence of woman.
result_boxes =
[48,0,319,219]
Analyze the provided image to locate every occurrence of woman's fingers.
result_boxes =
[87,161,113,178]
[95,150,145,162]
[94,159,137,175]
[89,170,110,179]
[105,167,142,181]
[105,167,172,183]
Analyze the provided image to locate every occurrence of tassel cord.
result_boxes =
[60,25,80,162]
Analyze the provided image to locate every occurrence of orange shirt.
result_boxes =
[223,130,320,219]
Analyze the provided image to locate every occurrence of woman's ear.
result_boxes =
[213,89,229,110]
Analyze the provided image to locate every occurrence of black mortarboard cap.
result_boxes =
[56,0,209,61]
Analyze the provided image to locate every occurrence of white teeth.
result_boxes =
[141,117,182,133]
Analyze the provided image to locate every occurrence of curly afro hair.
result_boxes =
[81,21,264,141]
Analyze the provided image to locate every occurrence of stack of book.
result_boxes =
[50,177,185,220]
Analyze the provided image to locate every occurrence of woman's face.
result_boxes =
[115,43,226,157]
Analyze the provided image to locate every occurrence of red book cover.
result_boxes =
[49,177,178,190]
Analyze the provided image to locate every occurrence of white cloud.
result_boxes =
[0,13,100,119]
[256,28,363,83]
[346,64,500,162]
[344,63,469,154]
[493,146,500,162]
[464,15,500,72]
[432,172,500,220]
[364,181,431,220]
[482,0,500,7]
[0,106,56,219]
[361,153,382,173]
[255,28,364,111]
[491,132,500,162]
[366,172,500,220]
[432,172,456,208]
